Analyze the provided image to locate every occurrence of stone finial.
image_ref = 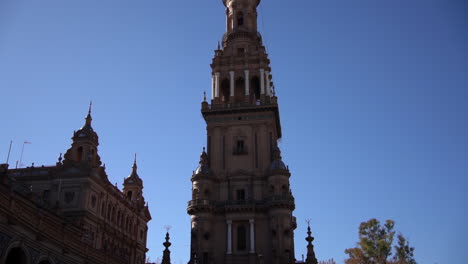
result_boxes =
[272,145,282,161]
[85,101,93,126]
[133,153,138,173]
[161,231,172,264]
[200,147,208,165]
[305,220,318,264]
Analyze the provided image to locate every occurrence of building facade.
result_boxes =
[0,108,151,264]
[187,0,297,264]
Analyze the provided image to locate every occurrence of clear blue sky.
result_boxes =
[0,1,467,263]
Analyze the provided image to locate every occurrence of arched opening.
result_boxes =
[235,77,245,102]
[237,12,244,27]
[250,76,261,103]
[127,191,133,200]
[204,189,211,200]
[5,247,28,264]
[269,185,274,194]
[77,146,83,162]
[192,188,199,200]
[88,149,95,162]
[221,79,230,102]
[107,204,111,220]
[101,202,106,216]
[237,225,247,251]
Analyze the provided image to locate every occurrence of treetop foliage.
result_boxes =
[345,218,416,264]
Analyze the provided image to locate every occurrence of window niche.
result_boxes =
[237,225,247,251]
[233,136,247,155]
[236,189,245,201]
[237,12,244,26]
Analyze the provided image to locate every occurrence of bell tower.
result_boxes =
[188,0,297,264]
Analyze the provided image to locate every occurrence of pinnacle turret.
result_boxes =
[305,222,318,264]
[85,101,92,127]
[161,232,172,264]
[62,104,101,168]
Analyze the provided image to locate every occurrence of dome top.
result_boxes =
[194,147,211,175]
[73,102,98,142]
[269,146,288,171]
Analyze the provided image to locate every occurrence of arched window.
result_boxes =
[221,79,230,102]
[127,191,133,200]
[101,202,106,216]
[5,247,28,264]
[237,225,247,251]
[77,146,83,162]
[237,12,244,26]
[235,77,245,102]
[193,188,199,200]
[204,189,211,199]
[250,76,261,102]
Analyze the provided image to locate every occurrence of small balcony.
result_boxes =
[202,98,277,112]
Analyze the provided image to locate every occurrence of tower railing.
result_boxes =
[188,195,295,209]
[222,28,262,44]
[205,99,276,111]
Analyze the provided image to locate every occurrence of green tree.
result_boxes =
[345,219,416,264]
[392,233,416,264]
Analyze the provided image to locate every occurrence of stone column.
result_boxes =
[265,71,271,96]
[211,74,215,100]
[229,71,235,97]
[260,69,265,94]
[227,220,233,254]
[244,70,250,96]
[215,72,220,98]
[249,219,255,253]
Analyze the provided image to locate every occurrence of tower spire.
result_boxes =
[133,153,137,172]
[85,101,93,126]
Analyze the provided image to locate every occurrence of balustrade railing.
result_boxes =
[188,195,295,209]
[205,99,275,111]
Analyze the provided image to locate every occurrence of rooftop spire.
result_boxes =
[305,220,318,264]
[161,231,172,264]
[85,101,93,126]
[133,153,138,173]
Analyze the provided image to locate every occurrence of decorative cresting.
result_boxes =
[161,232,172,264]
[63,103,102,168]
[305,222,318,264]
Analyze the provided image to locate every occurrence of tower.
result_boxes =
[123,154,146,208]
[62,102,102,168]
[188,1,296,264]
